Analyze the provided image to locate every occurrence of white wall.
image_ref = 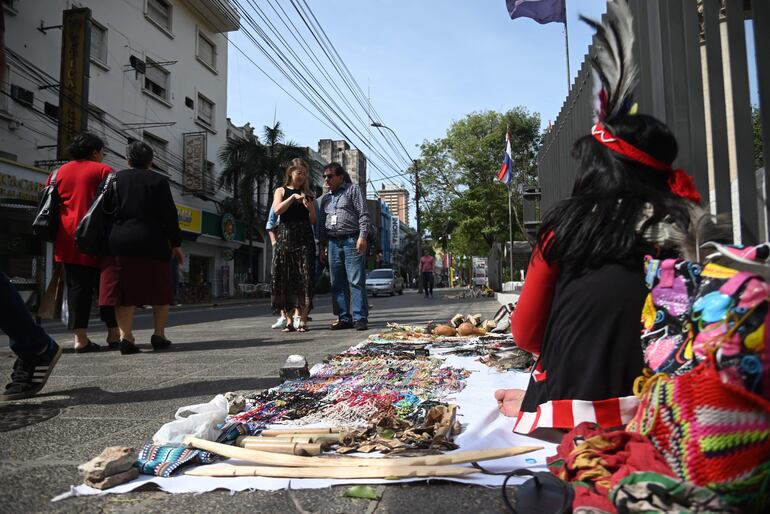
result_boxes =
[2,0,234,212]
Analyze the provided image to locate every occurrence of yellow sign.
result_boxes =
[0,172,44,202]
[58,8,92,159]
[176,204,201,233]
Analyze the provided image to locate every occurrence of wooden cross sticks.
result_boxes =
[183,436,542,468]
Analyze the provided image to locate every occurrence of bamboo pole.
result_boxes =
[184,436,541,468]
[186,464,479,479]
[237,441,324,456]
[260,428,343,436]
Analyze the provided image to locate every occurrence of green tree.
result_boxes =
[418,108,541,258]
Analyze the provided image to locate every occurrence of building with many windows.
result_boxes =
[378,183,409,224]
[0,0,242,302]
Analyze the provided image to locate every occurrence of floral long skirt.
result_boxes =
[271,222,315,313]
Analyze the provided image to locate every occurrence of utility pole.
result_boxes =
[370,122,421,293]
[413,160,422,294]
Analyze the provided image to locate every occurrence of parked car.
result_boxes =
[366,268,404,296]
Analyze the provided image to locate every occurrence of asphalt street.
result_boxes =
[0,288,512,513]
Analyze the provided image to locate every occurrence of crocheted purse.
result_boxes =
[626,354,770,511]
[641,257,769,396]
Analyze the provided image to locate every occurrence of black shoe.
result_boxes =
[74,340,101,353]
[354,320,368,331]
[330,320,353,330]
[119,339,141,355]
[150,335,172,351]
[2,341,62,401]
[106,340,121,350]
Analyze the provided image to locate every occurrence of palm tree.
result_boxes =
[218,134,266,283]
[261,122,323,201]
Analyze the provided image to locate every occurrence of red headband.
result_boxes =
[591,123,701,203]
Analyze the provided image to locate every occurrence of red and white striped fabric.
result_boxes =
[513,396,639,434]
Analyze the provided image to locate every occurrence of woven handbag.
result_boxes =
[641,256,769,395]
[626,355,770,511]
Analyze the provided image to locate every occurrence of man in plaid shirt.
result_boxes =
[318,163,370,331]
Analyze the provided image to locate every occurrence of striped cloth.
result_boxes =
[513,396,639,434]
[136,443,217,477]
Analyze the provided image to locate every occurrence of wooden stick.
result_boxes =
[237,441,324,456]
[260,428,343,436]
[248,435,340,444]
[184,436,541,468]
[186,464,478,479]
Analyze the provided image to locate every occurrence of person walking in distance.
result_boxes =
[47,133,120,352]
[318,163,370,331]
[420,249,435,298]
[99,142,183,355]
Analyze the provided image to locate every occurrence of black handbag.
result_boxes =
[31,168,61,242]
[75,173,118,255]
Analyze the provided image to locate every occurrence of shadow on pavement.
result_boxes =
[34,377,281,406]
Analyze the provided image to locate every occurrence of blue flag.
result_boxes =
[506,0,566,24]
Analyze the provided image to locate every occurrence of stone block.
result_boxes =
[85,466,139,490]
[78,446,136,482]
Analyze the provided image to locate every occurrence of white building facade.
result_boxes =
[1,0,242,301]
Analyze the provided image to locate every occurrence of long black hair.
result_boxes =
[537,113,694,273]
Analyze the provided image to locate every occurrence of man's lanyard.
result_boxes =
[330,183,349,213]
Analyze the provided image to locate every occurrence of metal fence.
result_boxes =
[532,0,769,244]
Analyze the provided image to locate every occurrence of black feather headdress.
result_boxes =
[580,0,637,124]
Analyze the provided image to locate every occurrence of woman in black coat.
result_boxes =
[99,141,183,355]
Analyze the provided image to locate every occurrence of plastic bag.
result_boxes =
[152,394,229,445]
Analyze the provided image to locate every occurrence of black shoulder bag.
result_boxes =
[31,168,61,242]
[75,173,118,255]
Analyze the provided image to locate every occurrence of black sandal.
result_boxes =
[281,325,296,333]
[75,340,101,353]
[297,323,309,332]
[119,339,141,355]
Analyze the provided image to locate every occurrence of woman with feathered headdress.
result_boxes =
[495,0,708,436]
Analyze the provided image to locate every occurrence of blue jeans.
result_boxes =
[328,236,368,323]
[1,273,54,360]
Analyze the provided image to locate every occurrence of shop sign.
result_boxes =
[183,132,206,193]
[223,249,234,261]
[221,212,236,241]
[58,8,91,160]
[0,172,44,202]
[176,204,202,233]
[391,215,400,249]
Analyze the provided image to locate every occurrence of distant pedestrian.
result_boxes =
[1,273,62,401]
[318,162,370,331]
[420,249,435,298]
[46,133,119,353]
[271,158,316,333]
[99,141,183,355]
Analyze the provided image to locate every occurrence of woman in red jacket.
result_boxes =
[47,133,119,352]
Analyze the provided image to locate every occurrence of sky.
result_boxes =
[226,0,608,191]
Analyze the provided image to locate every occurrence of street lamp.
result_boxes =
[370,122,422,293]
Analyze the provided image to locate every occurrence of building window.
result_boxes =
[196,30,216,71]
[143,59,170,104]
[196,93,214,128]
[143,132,168,173]
[0,65,9,112]
[90,20,108,66]
[146,0,172,33]
[2,0,18,13]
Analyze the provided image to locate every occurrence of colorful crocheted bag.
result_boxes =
[626,354,770,512]
[641,256,769,396]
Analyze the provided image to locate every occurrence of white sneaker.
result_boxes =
[271,317,287,329]
[292,315,301,330]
